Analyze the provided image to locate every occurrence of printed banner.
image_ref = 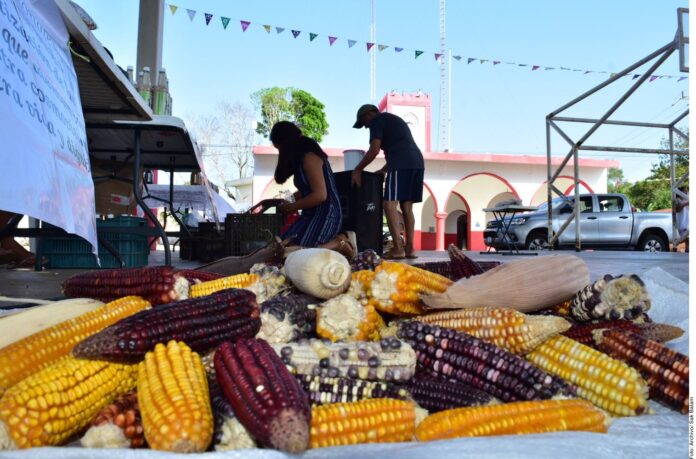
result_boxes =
[0,0,97,254]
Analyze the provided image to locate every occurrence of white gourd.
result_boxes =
[284,248,351,300]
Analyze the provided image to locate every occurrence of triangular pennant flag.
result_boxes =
[204,13,213,26]
[480,59,488,64]
[309,33,318,41]
[493,60,501,65]
[649,75,658,82]
[263,24,271,33]
[169,4,178,15]
[291,30,301,38]
[518,64,528,67]
[560,66,570,70]
[632,74,641,79]
[584,70,592,74]
[240,20,251,32]
[328,36,337,46]
[348,40,357,48]
[366,42,375,51]
[467,57,475,64]
[378,44,388,52]
[394,47,404,52]
[221,17,231,29]
[532,65,540,71]
[453,55,462,60]
[186,8,196,21]
[276,27,285,34]
[435,53,443,61]
[678,76,688,81]
[415,50,424,58]
[545,67,554,70]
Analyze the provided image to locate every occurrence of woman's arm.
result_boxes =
[282,153,327,213]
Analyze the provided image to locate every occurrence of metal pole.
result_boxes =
[573,146,581,251]
[546,120,553,249]
[670,128,677,246]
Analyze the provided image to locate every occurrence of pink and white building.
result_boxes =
[251,92,618,251]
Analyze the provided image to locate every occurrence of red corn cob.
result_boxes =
[62,266,190,305]
[176,269,224,285]
[214,338,310,453]
[564,320,685,348]
[73,289,260,363]
[447,244,485,279]
[596,329,689,414]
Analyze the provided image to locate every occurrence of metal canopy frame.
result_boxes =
[545,10,689,251]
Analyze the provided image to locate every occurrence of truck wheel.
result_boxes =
[526,231,550,251]
[638,234,667,252]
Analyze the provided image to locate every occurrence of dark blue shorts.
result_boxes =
[384,169,424,203]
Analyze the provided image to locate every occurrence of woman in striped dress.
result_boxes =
[270,122,355,259]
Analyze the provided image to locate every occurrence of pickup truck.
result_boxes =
[483,193,674,252]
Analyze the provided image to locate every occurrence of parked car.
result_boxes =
[484,193,673,252]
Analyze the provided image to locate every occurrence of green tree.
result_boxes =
[607,168,628,193]
[251,87,330,142]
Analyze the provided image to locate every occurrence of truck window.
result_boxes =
[598,196,623,212]
[579,196,593,213]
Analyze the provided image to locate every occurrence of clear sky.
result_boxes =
[78,0,689,182]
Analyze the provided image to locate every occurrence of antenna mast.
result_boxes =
[370,0,377,103]
[438,0,450,152]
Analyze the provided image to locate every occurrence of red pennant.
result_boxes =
[366,42,375,51]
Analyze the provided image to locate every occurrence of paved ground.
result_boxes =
[0,247,688,308]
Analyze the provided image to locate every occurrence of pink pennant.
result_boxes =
[434,53,443,61]
[532,65,540,71]
[240,20,251,32]
[367,42,375,51]
[328,36,337,46]
[649,75,658,82]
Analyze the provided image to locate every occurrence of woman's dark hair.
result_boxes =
[271,121,327,184]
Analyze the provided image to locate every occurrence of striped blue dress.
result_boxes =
[280,155,343,246]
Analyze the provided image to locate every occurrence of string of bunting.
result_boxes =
[167,3,688,82]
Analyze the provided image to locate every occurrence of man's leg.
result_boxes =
[384,200,405,256]
[400,201,416,257]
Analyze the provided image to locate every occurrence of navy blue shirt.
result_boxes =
[369,112,425,171]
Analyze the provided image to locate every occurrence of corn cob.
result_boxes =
[175,269,223,285]
[73,289,260,363]
[415,307,571,355]
[62,266,190,305]
[81,392,144,449]
[367,262,453,315]
[398,322,574,402]
[526,335,649,416]
[208,377,256,451]
[404,375,495,413]
[410,261,458,281]
[596,329,689,414]
[138,341,213,452]
[563,320,684,348]
[316,293,384,342]
[447,243,485,279]
[571,274,651,322]
[547,299,572,317]
[0,356,138,449]
[309,398,417,448]
[273,338,416,382]
[256,293,319,343]
[214,338,310,453]
[246,263,290,303]
[350,249,382,272]
[0,296,149,396]
[635,322,684,342]
[350,269,376,298]
[190,273,260,297]
[296,374,409,405]
[416,398,609,441]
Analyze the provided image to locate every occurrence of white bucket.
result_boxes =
[343,149,365,171]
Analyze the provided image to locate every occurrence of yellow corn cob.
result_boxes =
[367,262,452,315]
[416,307,571,354]
[138,341,213,452]
[316,293,384,342]
[309,398,416,448]
[0,356,138,449]
[526,335,649,416]
[349,270,376,298]
[416,398,609,441]
[0,296,150,396]
[189,273,260,298]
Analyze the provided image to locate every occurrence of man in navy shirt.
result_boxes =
[351,104,425,259]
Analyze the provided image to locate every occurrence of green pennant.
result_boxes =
[220,16,230,29]
[415,50,424,59]
[169,4,178,15]
[263,24,271,33]
[309,32,318,41]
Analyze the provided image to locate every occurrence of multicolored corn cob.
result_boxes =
[526,335,650,416]
[62,266,190,305]
[350,249,382,272]
[81,392,144,449]
[398,322,574,402]
[571,274,651,322]
[175,269,223,285]
[596,329,689,414]
[214,338,311,453]
[295,374,408,405]
[563,320,684,348]
[316,293,384,342]
[403,375,495,413]
[73,289,260,363]
[0,296,149,395]
[447,243,485,279]
[189,273,260,297]
[0,356,137,449]
[415,307,571,354]
[138,341,213,452]
[256,293,319,343]
[246,263,290,303]
[272,338,416,382]
[208,377,256,451]
[309,398,417,448]
[365,262,453,315]
[416,399,610,441]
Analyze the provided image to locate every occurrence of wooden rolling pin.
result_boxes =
[422,254,589,313]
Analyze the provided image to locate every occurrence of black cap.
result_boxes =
[353,104,379,128]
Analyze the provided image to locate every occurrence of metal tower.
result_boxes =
[438,0,451,152]
[370,0,377,103]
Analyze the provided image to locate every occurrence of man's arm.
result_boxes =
[351,139,382,186]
